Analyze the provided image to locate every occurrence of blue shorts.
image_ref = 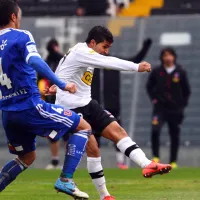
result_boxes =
[2,101,80,155]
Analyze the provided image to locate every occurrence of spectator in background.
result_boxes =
[114,0,130,15]
[76,0,109,16]
[38,39,67,170]
[92,38,152,169]
[146,48,191,169]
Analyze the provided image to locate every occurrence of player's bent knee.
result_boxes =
[102,121,128,143]
[18,151,36,166]
[76,118,92,133]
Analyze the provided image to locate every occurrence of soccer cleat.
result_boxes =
[117,163,128,170]
[143,161,172,178]
[152,157,160,163]
[45,164,62,170]
[55,178,89,199]
[171,162,178,169]
[103,196,116,200]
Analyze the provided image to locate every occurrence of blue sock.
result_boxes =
[60,131,90,179]
[0,158,27,192]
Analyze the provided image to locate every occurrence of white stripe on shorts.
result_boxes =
[36,104,73,128]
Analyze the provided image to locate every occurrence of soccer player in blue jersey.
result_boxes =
[0,0,91,199]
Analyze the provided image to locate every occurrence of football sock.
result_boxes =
[117,137,151,168]
[116,151,125,164]
[60,131,89,179]
[51,156,60,166]
[87,157,110,200]
[0,158,28,192]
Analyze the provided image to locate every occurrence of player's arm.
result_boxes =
[75,48,151,72]
[18,31,76,93]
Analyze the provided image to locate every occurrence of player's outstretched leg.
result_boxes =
[55,119,91,200]
[0,151,35,192]
[102,122,172,178]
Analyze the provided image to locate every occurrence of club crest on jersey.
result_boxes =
[152,116,159,125]
[81,69,93,86]
[172,72,180,83]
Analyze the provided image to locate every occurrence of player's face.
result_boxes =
[162,52,175,67]
[92,40,112,55]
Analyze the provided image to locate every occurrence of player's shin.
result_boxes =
[0,158,28,192]
[87,157,110,200]
[117,137,151,168]
[60,130,90,179]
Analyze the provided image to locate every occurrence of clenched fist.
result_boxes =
[65,82,77,94]
[138,62,151,72]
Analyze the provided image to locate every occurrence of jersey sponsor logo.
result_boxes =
[64,109,72,116]
[0,40,7,51]
[81,71,93,86]
[172,72,180,83]
[89,50,96,54]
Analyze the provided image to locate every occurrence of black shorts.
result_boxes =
[72,100,117,136]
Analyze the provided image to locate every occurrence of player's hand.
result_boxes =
[44,85,57,96]
[138,61,151,72]
[65,82,77,94]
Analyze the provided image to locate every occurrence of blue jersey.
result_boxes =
[0,28,41,111]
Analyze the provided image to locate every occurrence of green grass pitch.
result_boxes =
[1,168,200,200]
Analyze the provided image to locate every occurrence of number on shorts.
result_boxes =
[51,106,64,114]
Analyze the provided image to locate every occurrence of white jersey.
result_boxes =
[55,42,139,109]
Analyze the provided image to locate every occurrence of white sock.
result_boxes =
[117,137,151,168]
[87,157,110,200]
[116,151,125,164]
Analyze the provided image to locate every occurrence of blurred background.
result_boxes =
[1,0,200,169]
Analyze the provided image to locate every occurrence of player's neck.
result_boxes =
[0,23,16,31]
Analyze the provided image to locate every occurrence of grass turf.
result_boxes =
[1,168,200,200]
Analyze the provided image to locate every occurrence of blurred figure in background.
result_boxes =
[76,0,109,16]
[92,38,152,169]
[146,47,191,168]
[38,39,66,170]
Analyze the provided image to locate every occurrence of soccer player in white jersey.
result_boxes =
[45,26,172,200]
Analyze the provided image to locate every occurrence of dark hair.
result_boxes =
[85,26,114,44]
[160,47,177,63]
[0,0,19,27]
[47,38,59,52]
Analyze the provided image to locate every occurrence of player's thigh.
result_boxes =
[75,117,91,132]
[86,100,117,135]
[86,134,100,157]
[2,111,36,156]
[101,121,128,143]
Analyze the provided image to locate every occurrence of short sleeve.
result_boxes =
[18,30,41,63]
